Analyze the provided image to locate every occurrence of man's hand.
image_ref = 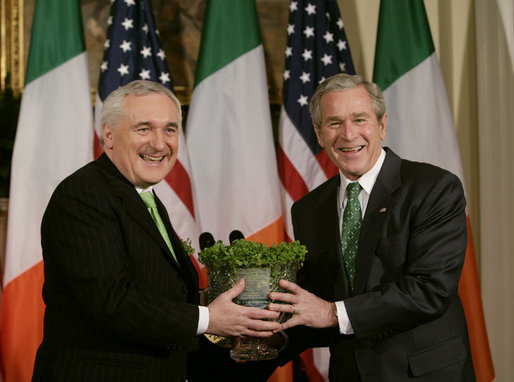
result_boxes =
[207,279,280,337]
[268,279,338,331]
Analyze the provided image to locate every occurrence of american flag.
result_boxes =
[278,0,355,240]
[277,1,355,380]
[94,0,202,283]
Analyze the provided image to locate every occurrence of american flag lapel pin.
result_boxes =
[380,207,387,213]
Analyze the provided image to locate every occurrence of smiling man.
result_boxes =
[32,80,280,382]
[268,74,475,381]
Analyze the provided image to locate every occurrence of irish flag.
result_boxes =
[373,1,494,381]
[186,0,284,248]
[0,1,93,380]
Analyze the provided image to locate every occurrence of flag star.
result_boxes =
[297,95,309,106]
[337,18,344,29]
[326,12,331,20]
[121,17,134,31]
[319,76,326,84]
[140,46,152,58]
[155,29,160,36]
[299,72,311,84]
[100,61,108,72]
[323,31,334,43]
[124,0,135,5]
[338,40,347,50]
[285,46,292,57]
[159,72,171,84]
[284,70,290,80]
[142,24,149,33]
[340,62,347,72]
[303,26,315,38]
[117,64,129,76]
[107,16,113,25]
[321,54,332,66]
[290,1,298,12]
[305,3,316,15]
[157,49,166,60]
[139,69,151,80]
[302,49,313,61]
[120,40,132,52]
[287,24,295,35]
[104,39,110,49]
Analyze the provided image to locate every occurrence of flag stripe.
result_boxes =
[194,0,261,86]
[0,263,45,382]
[25,0,85,84]
[164,161,195,218]
[373,0,435,91]
[277,145,309,202]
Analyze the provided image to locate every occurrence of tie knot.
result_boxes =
[140,191,157,208]
[346,182,361,198]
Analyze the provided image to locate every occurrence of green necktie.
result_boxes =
[341,182,362,290]
[140,191,179,264]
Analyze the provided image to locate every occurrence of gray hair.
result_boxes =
[309,73,386,127]
[100,80,182,144]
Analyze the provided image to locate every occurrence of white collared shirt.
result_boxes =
[335,149,386,334]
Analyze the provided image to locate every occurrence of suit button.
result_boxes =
[181,286,188,294]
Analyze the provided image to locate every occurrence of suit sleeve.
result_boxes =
[345,171,467,342]
[41,175,199,351]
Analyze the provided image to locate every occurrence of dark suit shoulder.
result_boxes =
[398,157,464,198]
[292,175,339,213]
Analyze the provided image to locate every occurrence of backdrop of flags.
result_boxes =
[277,0,355,380]
[94,0,202,283]
[373,1,494,381]
[0,0,93,380]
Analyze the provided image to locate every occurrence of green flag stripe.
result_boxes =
[25,0,86,85]
[373,0,435,91]
[194,0,261,86]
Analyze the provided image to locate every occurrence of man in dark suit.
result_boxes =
[32,80,280,381]
[269,74,475,381]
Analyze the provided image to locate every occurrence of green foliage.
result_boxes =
[181,238,195,256]
[0,74,21,197]
[198,239,307,273]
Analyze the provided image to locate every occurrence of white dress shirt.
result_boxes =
[334,149,386,334]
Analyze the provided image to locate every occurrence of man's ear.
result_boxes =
[102,124,114,149]
[313,124,324,148]
[379,113,387,141]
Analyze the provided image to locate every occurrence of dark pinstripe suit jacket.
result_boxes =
[282,149,475,381]
[32,153,199,382]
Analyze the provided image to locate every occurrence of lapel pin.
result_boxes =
[380,207,387,213]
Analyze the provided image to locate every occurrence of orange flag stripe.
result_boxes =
[1,261,45,382]
[459,217,495,382]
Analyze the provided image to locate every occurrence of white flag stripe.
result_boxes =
[4,53,93,286]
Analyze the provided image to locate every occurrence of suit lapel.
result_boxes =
[314,176,351,300]
[354,149,402,294]
[95,154,182,271]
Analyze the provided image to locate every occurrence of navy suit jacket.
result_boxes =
[285,148,475,381]
[32,153,199,382]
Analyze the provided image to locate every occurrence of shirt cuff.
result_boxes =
[335,300,354,335]
[196,305,209,335]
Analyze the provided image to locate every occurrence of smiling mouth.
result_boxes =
[140,154,166,162]
[339,146,364,152]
